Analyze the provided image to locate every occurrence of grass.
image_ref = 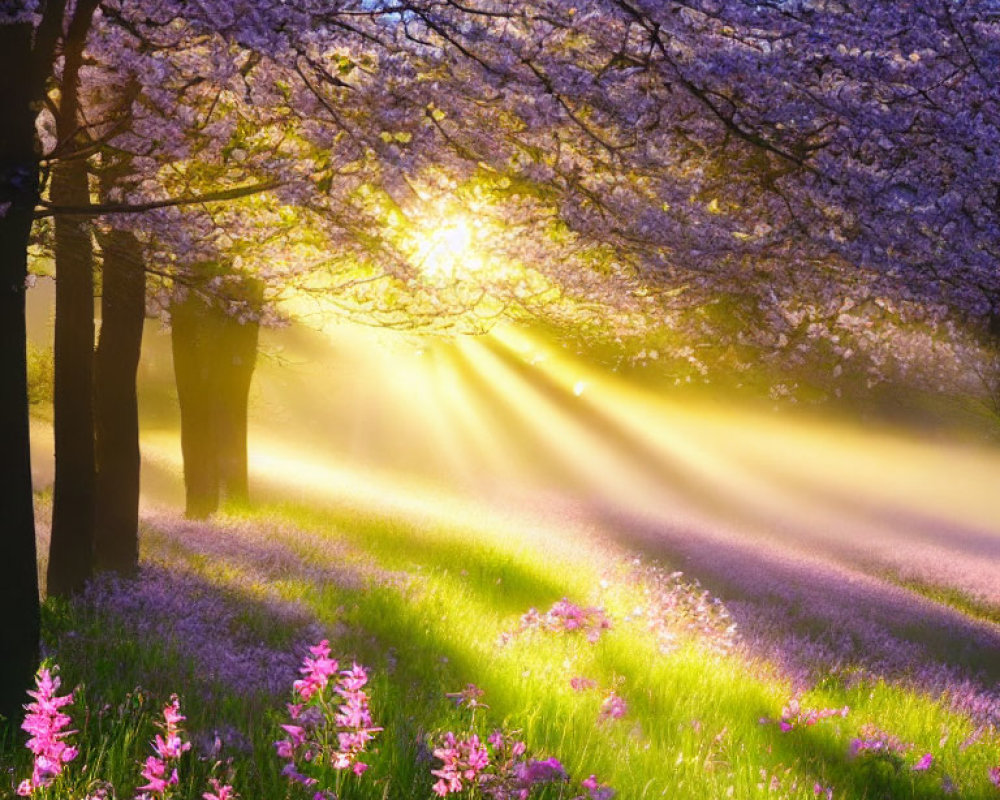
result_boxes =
[3,498,999,800]
[882,570,1000,628]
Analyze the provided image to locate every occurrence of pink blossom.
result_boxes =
[202,779,237,800]
[581,774,616,800]
[16,666,77,796]
[136,696,190,800]
[599,692,627,722]
[431,732,490,795]
[293,639,338,702]
[276,643,380,791]
[912,753,934,771]
[504,600,612,644]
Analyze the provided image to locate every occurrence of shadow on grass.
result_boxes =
[592,504,1000,698]
[250,502,574,619]
[25,504,998,800]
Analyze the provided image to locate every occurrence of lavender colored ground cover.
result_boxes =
[46,496,1000,733]
[41,512,398,703]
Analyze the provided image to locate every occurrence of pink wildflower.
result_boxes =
[431,732,490,795]
[16,666,77,796]
[570,676,597,692]
[293,640,338,703]
[202,779,237,800]
[778,700,848,732]
[581,774,616,800]
[136,696,190,800]
[445,683,488,710]
[813,784,833,799]
[913,753,934,772]
[276,644,380,791]
[989,766,1000,787]
[599,692,627,722]
[503,599,612,644]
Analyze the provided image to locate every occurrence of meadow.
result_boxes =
[6,314,1000,800]
[4,492,1000,800]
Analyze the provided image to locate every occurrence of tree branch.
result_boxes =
[34,180,283,218]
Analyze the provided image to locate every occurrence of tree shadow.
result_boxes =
[590,503,1000,707]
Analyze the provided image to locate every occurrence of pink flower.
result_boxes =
[202,779,237,800]
[17,666,77,795]
[276,644,380,792]
[136,696,190,800]
[431,732,490,795]
[137,757,174,795]
[570,676,597,692]
[988,766,1000,787]
[599,692,627,722]
[294,640,338,702]
[913,753,934,771]
[581,774,616,800]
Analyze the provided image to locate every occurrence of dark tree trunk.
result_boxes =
[171,279,261,517]
[47,0,101,598]
[172,292,221,518]
[94,227,145,574]
[0,22,42,726]
[216,285,262,505]
[47,157,96,597]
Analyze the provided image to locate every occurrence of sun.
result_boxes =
[411,213,485,282]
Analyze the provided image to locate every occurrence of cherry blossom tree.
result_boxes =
[3,0,997,724]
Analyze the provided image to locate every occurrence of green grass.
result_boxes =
[3,500,998,800]
[882,570,1000,628]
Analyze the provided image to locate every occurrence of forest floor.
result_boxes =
[14,321,1000,799]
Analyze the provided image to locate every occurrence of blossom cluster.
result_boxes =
[135,696,192,800]
[431,728,613,800]
[848,724,911,761]
[429,688,614,800]
[625,564,738,655]
[771,698,849,732]
[14,676,236,800]
[274,639,381,789]
[500,598,612,645]
[16,668,78,796]
[431,732,491,796]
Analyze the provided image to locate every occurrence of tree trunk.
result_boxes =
[216,283,262,505]
[94,227,145,574]
[47,0,101,598]
[47,157,96,597]
[172,292,221,518]
[0,21,42,725]
[172,279,261,517]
